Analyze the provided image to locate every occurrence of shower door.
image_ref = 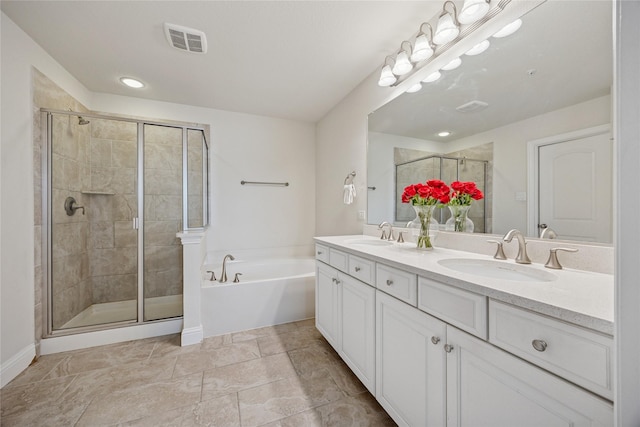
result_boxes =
[47,114,139,329]
[45,110,209,334]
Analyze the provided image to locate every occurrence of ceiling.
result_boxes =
[1,0,446,123]
[368,0,613,142]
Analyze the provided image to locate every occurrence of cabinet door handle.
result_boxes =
[532,339,548,352]
[444,344,454,353]
[355,266,361,272]
[386,279,393,286]
[317,251,323,255]
[431,336,441,345]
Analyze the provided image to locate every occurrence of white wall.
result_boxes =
[1,11,315,386]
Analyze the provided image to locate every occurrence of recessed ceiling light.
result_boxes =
[438,131,451,137]
[120,77,145,89]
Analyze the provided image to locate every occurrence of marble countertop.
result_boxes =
[314,235,614,335]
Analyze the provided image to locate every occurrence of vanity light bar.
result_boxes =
[378,0,518,89]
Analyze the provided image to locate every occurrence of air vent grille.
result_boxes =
[164,23,207,54]
[455,100,489,113]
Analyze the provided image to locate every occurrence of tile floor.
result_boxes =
[1,319,396,426]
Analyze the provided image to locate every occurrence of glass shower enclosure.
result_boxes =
[42,110,209,334]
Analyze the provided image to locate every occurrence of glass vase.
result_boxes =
[445,204,474,233]
[408,204,439,250]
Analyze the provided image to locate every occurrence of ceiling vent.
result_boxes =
[456,100,489,113]
[164,23,207,54]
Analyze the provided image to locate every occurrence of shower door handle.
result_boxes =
[133,217,140,230]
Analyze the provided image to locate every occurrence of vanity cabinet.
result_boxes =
[315,248,375,393]
[314,239,613,426]
[446,325,613,426]
[376,290,446,427]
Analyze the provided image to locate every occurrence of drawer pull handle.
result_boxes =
[317,251,323,255]
[431,336,441,345]
[444,344,454,353]
[532,339,548,352]
[386,279,393,286]
[355,267,361,272]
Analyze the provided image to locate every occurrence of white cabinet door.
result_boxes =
[446,326,613,427]
[340,274,376,393]
[315,262,340,349]
[376,290,446,427]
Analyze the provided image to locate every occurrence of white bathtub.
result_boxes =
[201,257,315,337]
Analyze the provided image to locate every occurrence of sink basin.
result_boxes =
[438,258,557,282]
[345,238,394,247]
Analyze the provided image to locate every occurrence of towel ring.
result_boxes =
[344,171,356,185]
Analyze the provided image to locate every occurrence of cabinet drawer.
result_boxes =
[376,263,417,305]
[348,254,375,285]
[329,248,348,271]
[489,300,613,400]
[315,244,330,264]
[418,277,487,339]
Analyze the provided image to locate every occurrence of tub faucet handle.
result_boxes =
[233,273,243,283]
[206,270,217,281]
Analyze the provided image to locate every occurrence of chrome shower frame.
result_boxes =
[40,108,210,337]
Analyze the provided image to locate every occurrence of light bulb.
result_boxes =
[458,0,490,24]
[378,64,397,87]
[422,71,441,83]
[406,83,422,93]
[392,51,413,75]
[433,12,459,45]
[465,39,490,56]
[441,57,462,71]
[438,131,451,137]
[493,19,522,38]
[410,34,434,63]
[120,77,144,88]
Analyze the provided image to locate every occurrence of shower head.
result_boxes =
[78,116,90,125]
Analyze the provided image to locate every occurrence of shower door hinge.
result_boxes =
[133,217,140,230]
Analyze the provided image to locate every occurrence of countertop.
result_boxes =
[314,235,614,336]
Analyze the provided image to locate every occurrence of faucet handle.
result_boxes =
[206,270,217,281]
[487,240,507,260]
[233,272,243,283]
[379,230,388,240]
[545,247,579,269]
[396,231,405,243]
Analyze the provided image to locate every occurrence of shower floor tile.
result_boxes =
[0,319,396,426]
[60,294,183,329]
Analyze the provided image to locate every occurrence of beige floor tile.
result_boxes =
[149,333,203,359]
[287,342,342,377]
[231,323,298,343]
[76,372,203,426]
[0,375,76,419]
[237,369,344,427]
[202,353,297,400]
[200,333,233,351]
[2,353,67,388]
[257,328,324,356]
[265,393,396,427]
[292,318,317,330]
[44,339,156,379]
[173,340,260,378]
[121,393,241,427]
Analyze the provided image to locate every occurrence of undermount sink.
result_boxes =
[438,258,557,282]
[345,238,394,247]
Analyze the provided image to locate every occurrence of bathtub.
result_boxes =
[200,256,316,337]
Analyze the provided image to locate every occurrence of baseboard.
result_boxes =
[40,319,183,355]
[181,325,203,346]
[1,343,36,388]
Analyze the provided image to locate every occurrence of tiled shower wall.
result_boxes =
[33,70,192,345]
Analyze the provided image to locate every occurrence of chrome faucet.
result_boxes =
[503,229,531,264]
[378,221,394,241]
[220,254,235,282]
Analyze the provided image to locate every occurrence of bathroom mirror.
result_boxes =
[367,1,613,243]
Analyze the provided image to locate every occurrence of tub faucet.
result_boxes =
[503,229,531,264]
[220,254,235,283]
